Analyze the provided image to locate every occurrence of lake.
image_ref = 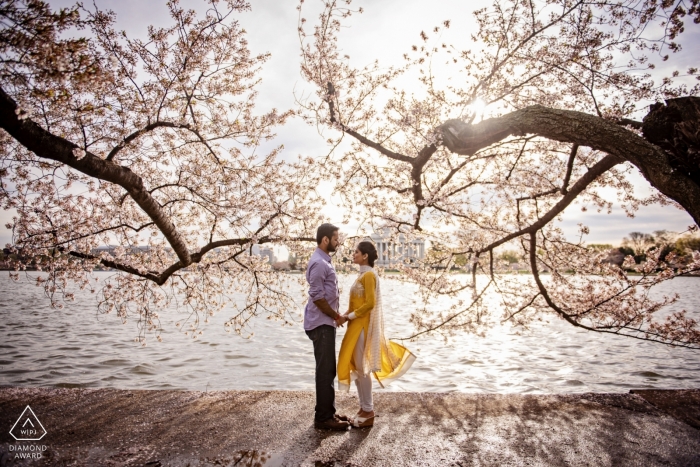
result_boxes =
[0,271,698,393]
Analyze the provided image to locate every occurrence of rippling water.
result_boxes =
[0,271,698,393]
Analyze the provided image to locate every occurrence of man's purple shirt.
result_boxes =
[304,248,340,331]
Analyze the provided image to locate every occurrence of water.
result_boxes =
[0,271,698,393]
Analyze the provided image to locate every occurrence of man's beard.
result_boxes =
[327,243,337,253]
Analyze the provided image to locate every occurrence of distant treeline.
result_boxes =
[487,230,700,270]
[587,230,700,266]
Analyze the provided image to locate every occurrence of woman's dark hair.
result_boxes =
[316,223,339,245]
[357,241,378,267]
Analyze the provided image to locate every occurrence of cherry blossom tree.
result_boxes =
[0,0,324,343]
[298,0,700,348]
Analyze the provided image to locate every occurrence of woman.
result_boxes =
[337,241,416,427]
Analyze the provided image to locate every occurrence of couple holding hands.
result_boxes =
[304,223,416,430]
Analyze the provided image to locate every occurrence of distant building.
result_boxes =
[250,245,277,264]
[91,245,151,256]
[259,247,277,264]
[369,229,425,267]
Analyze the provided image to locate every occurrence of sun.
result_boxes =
[468,98,487,115]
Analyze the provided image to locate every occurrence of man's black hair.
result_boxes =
[316,223,339,245]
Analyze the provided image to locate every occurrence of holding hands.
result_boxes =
[335,311,350,327]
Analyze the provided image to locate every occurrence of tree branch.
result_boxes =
[527,233,697,348]
[106,121,191,161]
[326,82,414,163]
[69,235,316,286]
[0,85,193,265]
[68,250,161,282]
[472,154,621,255]
[561,143,578,194]
[438,103,700,226]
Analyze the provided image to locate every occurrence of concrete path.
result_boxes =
[0,387,699,466]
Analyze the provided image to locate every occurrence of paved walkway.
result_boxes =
[0,387,698,466]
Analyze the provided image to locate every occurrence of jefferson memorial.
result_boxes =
[368,229,426,267]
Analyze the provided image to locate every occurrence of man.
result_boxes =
[305,223,350,430]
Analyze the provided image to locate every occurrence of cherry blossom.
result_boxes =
[0,0,324,343]
[298,0,700,348]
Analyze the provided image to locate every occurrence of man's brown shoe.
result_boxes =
[334,413,350,422]
[314,417,350,431]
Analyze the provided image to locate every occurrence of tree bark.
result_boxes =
[439,99,700,226]
[642,97,700,184]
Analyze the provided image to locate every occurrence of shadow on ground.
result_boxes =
[0,387,698,466]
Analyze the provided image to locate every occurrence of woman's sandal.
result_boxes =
[350,414,375,428]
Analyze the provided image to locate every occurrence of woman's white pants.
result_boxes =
[352,329,374,412]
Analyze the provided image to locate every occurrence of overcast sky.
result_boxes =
[2,0,696,248]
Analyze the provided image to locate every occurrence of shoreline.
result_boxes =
[0,387,698,466]
[4,268,700,276]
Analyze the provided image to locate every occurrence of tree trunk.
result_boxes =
[642,97,700,185]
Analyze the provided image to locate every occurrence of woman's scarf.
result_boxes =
[359,265,401,375]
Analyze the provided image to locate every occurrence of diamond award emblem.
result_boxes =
[9,406,47,441]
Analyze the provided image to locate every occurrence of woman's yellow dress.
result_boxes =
[337,271,415,391]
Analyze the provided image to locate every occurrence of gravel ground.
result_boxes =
[0,387,699,466]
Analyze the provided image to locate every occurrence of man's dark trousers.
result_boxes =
[306,324,336,422]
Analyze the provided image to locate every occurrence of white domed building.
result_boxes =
[368,228,425,267]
